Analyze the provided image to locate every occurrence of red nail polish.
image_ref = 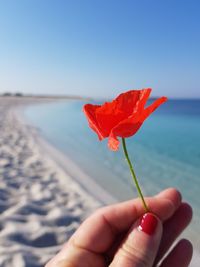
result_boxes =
[138,213,158,235]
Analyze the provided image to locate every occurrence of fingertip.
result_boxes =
[160,239,193,267]
[138,212,162,236]
[176,239,193,263]
[178,202,193,225]
[179,238,193,255]
[179,239,193,266]
[146,198,175,221]
[156,188,182,209]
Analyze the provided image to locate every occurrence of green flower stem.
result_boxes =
[122,138,149,212]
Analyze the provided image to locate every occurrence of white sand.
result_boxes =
[0,96,199,267]
[0,97,116,266]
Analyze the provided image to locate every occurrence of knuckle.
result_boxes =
[119,242,152,267]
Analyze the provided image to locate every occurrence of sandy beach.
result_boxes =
[0,96,109,266]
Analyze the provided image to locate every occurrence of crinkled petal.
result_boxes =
[115,88,152,115]
[83,104,106,140]
[95,101,126,135]
[134,88,152,113]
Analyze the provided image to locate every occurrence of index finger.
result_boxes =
[70,188,181,253]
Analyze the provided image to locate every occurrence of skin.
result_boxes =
[45,188,193,267]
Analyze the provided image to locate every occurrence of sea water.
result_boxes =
[24,99,200,252]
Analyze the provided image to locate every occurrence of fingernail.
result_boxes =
[138,213,158,235]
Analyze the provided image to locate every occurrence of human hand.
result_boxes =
[45,188,193,267]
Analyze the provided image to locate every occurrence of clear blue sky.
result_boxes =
[0,0,199,98]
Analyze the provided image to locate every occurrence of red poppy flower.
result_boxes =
[83,88,167,151]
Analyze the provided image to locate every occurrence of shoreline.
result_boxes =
[16,101,117,206]
[33,136,117,205]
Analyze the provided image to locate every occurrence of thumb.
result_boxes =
[110,213,162,267]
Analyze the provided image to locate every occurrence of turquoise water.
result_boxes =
[24,99,200,248]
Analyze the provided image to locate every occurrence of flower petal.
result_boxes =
[96,101,126,135]
[111,114,143,138]
[115,88,152,115]
[143,96,168,120]
[134,88,152,113]
[83,104,106,140]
